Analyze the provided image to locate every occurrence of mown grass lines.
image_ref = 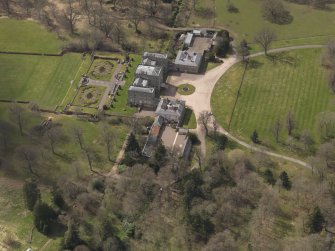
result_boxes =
[211,49,334,149]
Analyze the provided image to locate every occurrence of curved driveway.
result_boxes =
[167,45,325,169]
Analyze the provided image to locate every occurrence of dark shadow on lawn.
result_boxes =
[248,59,263,69]
[182,108,193,127]
[267,52,299,67]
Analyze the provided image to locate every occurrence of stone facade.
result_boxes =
[128,86,157,108]
[155,98,186,126]
[142,52,168,76]
[174,50,204,74]
[135,65,163,94]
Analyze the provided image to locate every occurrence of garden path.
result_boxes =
[98,63,123,110]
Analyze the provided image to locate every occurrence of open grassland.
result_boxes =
[189,0,335,48]
[0,19,62,53]
[0,53,82,110]
[211,49,335,149]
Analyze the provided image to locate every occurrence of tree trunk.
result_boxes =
[18,114,23,136]
[85,150,93,171]
[50,141,55,154]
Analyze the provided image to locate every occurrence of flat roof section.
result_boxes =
[175,50,203,67]
[136,64,162,77]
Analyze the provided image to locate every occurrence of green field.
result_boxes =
[189,0,335,48]
[0,19,62,53]
[0,53,82,109]
[211,49,335,148]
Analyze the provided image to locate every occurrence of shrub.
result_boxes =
[52,187,66,210]
[226,2,239,13]
[262,0,293,25]
[92,178,105,193]
[33,202,57,235]
[308,206,325,233]
[214,31,230,57]
[215,134,228,150]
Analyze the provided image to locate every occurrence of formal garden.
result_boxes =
[88,59,116,81]
[72,86,106,108]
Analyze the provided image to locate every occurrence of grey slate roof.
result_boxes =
[175,50,203,67]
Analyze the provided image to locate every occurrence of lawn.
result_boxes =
[0,19,62,54]
[0,53,83,110]
[211,48,335,149]
[189,0,335,48]
[182,108,197,129]
[106,54,141,116]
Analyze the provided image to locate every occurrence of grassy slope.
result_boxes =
[0,182,59,250]
[189,0,335,48]
[211,49,335,147]
[0,103,129,178]
[0,19,62,53]
[0,53,82,109]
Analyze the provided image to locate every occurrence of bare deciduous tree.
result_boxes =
[198,111,211,136]
[127,0,143,33]
[16,145,38,175]
[21,0,34,16]
[1,0,11,14]
[286,110,295,136]
[300,129,314,151]
[317,141,335,169]
[45,127,67,155]
[83,146,96,172]
[10,103,26,136]
[254,28,277,56]
[272,119,281,143]
[0,120,12,152]
[95,9,115,38]
[62,0,80,35]
[194,147,204,171]
[101,123,116,161]
[73,126,84,150]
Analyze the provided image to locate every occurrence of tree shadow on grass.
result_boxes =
[248,59,264,69]
[267,52,299,67]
